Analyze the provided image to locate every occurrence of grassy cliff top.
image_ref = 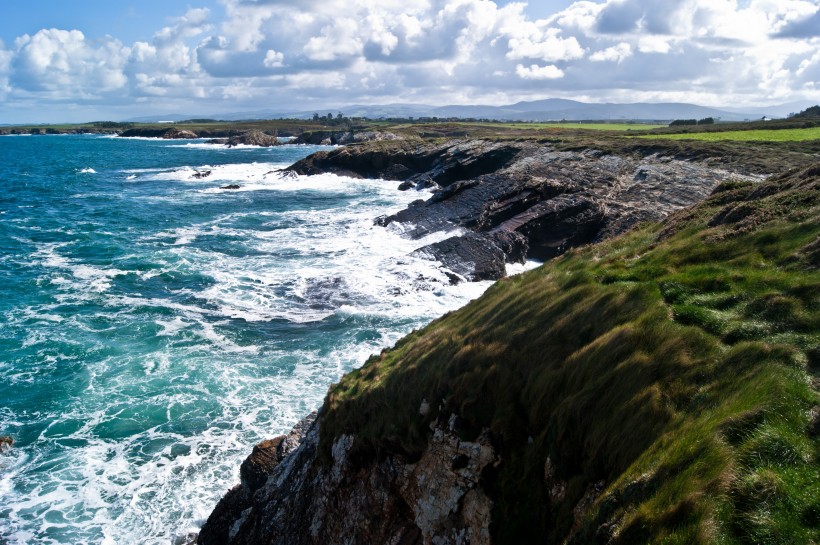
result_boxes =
[320,163,820,544]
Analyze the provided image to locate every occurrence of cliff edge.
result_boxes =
[200,144,819,544]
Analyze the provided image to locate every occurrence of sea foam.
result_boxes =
[0,137,538,545]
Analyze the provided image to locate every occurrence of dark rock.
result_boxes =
[192,170,211,179]
[502,196,606,261]
[293,130,401,145]
[490,230,528,264]
[199,413,497,545]
[397,181,415,191]
[227,130,280,147]
[220,184,241,190]
[240,437,286,491]
[198,412,317,545]
[414,233,507,281]
[120,127,198,139]
[0,436,12,453]
[319,139,754,276]
[164,129,198,139]
[286,140,519,184]
[206,138,229,145]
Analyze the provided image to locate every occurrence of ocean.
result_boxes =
[0,134,529,544]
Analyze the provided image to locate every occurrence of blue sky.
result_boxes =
[0,1,219,44]
[0,0,817,123]
[0,1,576,43]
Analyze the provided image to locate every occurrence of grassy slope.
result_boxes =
[320,164,820,544]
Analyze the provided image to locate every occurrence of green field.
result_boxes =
[498,122,668,131]
[640,127,820,142]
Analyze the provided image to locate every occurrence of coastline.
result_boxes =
[195,137,819,544]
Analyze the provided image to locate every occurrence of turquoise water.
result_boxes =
[0,135,498,544]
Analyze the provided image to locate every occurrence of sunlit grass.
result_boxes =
[637,127,820,142]
[497,122,668,131]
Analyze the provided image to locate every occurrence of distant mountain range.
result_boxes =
[125,98,818,124]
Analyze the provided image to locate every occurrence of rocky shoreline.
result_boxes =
[287,139,758,281]
[195,138,771,545]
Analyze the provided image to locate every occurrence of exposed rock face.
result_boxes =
[198,413,497,545]
[119,127,198,139]
[164,129,198,139]
[290,139,756,280]
[227,130,280,147]
[294,130,401,145]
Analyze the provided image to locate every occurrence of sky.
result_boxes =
[0,0,818,123]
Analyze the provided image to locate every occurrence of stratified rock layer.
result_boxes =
[290,139,757,280]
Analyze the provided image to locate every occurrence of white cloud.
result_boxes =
[303,19,364,61]
[590,42,632,62]
[506,31,585,62]
[1,0,819,121]
[263,49,284,68]
[638,35,671,53]
[11,29,129,96]
[515,63,565,79]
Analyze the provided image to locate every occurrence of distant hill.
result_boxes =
[124,99,808,124]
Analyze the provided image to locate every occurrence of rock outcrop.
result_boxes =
[198,412,498,545]
[290,139,757,280]
[119,127,198,139]
[294,130,402,145]
[226,130,280,147]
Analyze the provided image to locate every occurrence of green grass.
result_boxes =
[496,122,668,131]
[319,164,820,544]
[638,127,820,142]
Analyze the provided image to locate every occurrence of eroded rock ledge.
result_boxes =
[288,139,758,280]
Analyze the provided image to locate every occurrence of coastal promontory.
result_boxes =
[198,132,820,545]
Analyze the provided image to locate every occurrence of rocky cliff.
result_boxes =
[199,411,498,545]
[288,139,757,280]
[117,127,291,146]
[199,142,819,545]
